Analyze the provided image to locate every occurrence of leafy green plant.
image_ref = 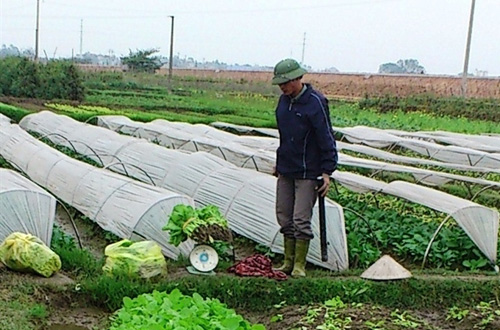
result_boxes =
[324,296,346,310]
[273,300,287,309]
[294,297,354,330]
[270,314,283,323]
[364,319,386,330]
[390,309,421,328]
[109,289,265,330]
[255,243,275,258]
[335,185,494,270]
[0,156,13,169]
[303,306,322,324]
[104,231,121,244]
[28,303,48,320]
[163,204,233,257]
[474,301,500,329]
[341,283,370,300]
[462,255,489,271]
[50,225,102,275]
[51,225,77,251]
[446,306,469,322]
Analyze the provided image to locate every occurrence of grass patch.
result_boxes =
[80,271,500,312]
[0,102,32,122]
[0,277,49,330]
[332,103,500,133]
[359,95,500,123]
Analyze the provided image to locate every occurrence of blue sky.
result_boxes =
[1,0,498,75]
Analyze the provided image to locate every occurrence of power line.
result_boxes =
[5,0,412,19]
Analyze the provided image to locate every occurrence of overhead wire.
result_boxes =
[3,0,413,19]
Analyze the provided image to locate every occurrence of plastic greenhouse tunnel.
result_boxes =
[94,117,500,268]
[0,169,56,246]
[19,111,349,271]
[0,123,195,260]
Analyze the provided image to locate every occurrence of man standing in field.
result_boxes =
[272,58,338,277]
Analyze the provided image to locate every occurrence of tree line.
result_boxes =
[0,57,84,101]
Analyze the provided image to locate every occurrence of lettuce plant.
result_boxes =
[109,289,265,330]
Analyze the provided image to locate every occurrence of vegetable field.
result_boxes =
[0,70,499,330]
[163,68,500,99]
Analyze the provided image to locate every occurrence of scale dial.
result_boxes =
[189,245,219,272]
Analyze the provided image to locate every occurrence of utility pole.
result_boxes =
[168,15,175,82]
[461,0,476,97]
[301,32,306,64]
[80,19,83,57]
[34,0,40,62]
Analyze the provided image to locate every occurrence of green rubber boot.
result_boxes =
[291,239,310,277]
[275,237,295,274]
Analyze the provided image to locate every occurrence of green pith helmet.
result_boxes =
[272,58,307,85]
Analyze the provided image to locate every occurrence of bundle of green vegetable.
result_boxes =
[109,289,265,330]
[0,232,61,278]
[163,204,232,246]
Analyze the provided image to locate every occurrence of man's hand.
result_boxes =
[317,173,330,197]
[272,165,278,177]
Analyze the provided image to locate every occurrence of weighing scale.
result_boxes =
[187,244,219,276]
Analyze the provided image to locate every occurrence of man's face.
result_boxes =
[278,78,302,97]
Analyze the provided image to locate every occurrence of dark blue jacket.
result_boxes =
[275,84,338,179]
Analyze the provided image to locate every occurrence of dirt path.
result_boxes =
[0,263,110,330]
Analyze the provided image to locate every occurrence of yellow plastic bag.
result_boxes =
[102,240,167,278]
[0,232,61,278]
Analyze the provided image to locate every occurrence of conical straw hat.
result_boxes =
[360,255,412,280]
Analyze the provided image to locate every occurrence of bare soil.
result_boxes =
[241,304,500,330]
[0,263,109,330]
[167,68,500,99]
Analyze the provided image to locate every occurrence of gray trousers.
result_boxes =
[276,175,318,240]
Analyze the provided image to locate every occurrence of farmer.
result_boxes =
[272,58,338,277]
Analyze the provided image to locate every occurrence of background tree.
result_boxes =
[121,48,162,73]
[0,44,21,57]
[0,57,19,95]
[39,60,85,101]
[0,57,85,100]
[379,59,426,74]
[0,44,34,59]
[378,62,405,74]
[11,58,40,98]
[61,63,85,101]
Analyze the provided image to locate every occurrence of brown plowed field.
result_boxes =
[78,65,500,99]
[166,69,500,99]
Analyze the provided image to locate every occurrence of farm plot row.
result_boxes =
[4,105,499,272]
[1,107,500,330]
